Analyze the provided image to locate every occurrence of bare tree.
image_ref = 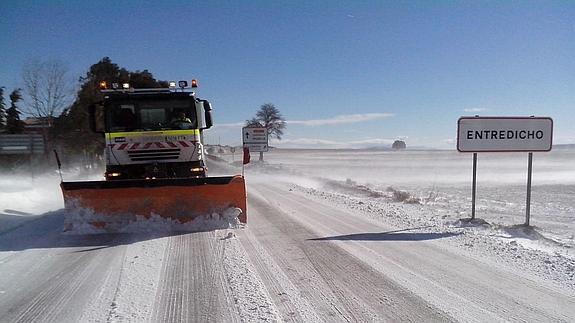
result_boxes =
[22,59,73,123]
[255,103,286,140]
[245,103,286,161]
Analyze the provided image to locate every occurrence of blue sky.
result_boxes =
[1,1,573,148]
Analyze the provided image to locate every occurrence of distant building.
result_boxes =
[23,117,53,155]
[392,140,406,150]
[23,117,53,135]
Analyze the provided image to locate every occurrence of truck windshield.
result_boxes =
[106,98,197,132]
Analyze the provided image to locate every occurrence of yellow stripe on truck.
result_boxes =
[107,129,200,138]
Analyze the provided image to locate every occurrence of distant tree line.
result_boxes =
[1,57,167,162]
[52,57,167,157]
[3,57,288,168]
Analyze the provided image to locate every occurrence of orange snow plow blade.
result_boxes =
[60,175,247,231]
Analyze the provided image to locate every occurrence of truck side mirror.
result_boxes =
[202,100,213,129]
[196,100,213,130]
[89,103,105,133]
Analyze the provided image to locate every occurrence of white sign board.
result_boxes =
[242,127,268,152]
[457,117,553,152]
[243,143,268,152]
[0,134,45,155]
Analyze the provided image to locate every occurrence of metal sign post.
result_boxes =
[525,152,533,226]
[457,116,553,226]
[471,153,477,220]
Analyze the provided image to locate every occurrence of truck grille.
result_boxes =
[128,148,181,161]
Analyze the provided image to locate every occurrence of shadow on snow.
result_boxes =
[309,227,461,242]
[0,209,225,252]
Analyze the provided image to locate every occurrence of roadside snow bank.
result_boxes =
[0,170,104,233]
[0,174,63,216]
[449,221,575,258]
[63,207,243,235]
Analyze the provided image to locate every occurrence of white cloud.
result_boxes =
[287,113,394,126]
[553,135,575,144]
[348,138,395,145]
[212,122,245,129]
[275,138,339,146]
[212,112,394,130]
[273,137,397,149]
[463,107,487,113]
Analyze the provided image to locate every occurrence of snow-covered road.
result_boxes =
[243,181,575,322]
[0,172,574,322]
[0,212,127,322]
[242,184,450,321]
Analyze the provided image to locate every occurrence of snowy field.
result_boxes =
[254,148,575,241]
[237,148,575,290]
[0,148,574,321]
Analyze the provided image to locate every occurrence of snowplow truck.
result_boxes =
[59,81,247,231]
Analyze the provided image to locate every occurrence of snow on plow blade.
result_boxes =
[60,175,247,232]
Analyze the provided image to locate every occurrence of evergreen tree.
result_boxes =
[6,89,24,134]
[54,57,168,156]
[0,87,6,132]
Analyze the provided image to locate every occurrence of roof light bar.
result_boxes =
[99,79,198,92]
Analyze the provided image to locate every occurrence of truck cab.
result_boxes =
[90,83,213,180]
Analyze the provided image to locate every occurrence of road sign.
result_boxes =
[243,143,268,152]
[243,127,267,143]
[457,117,553,152]
[242,127,268,152]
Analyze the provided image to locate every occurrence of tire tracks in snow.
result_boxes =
[0,211,129,323]
[1,245,125,323]
[240,186,451,322]
[153,230,280,322]
[255,182,575,322]
[153,232,234,322]
[13,253,97,322]
[239,230,322,322]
